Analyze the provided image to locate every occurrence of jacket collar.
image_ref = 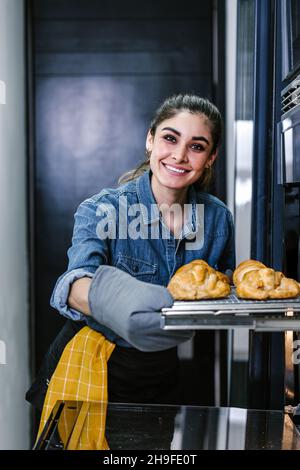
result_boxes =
[136,170,160,224]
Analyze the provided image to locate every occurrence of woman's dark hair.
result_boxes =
[118,93,223,190]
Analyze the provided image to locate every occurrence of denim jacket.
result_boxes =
[50,170,235,346]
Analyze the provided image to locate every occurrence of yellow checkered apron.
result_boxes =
[37,326,115,450]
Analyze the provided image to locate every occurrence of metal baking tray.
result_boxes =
[160,288,300,331]
[163,288,300,314]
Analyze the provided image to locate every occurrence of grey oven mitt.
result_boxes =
[88,265,194,351]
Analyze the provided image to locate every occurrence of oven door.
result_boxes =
[280,80,300,184]
[281,0,300,81]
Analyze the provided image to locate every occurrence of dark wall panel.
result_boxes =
[33,0,212,19]
[35,20,210,53]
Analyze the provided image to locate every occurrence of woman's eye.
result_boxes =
[163,134,177,143]
[191,143,205,152]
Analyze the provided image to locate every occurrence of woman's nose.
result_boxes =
[171,147,188,162]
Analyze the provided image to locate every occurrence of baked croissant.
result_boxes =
[168,259,231,300]
[233,259,300,299]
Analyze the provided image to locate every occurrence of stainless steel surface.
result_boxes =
[161,288,300,331]
[281,76,300,117]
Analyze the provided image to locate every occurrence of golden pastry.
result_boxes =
[167,259,230,300]
[233,259,300,299]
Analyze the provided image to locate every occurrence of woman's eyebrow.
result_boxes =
[161,126,209,145]
[162,126,181,136]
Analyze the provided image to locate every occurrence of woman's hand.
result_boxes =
[68,277,92,316]
[88,265,194,351]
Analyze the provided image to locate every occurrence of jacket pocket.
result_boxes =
[115,254,157,283]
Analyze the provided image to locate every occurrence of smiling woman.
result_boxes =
[148,111,217,201]
[27,94,235,414]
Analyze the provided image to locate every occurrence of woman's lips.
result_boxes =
[162,162,190,176]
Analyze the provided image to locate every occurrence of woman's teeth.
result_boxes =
[164,164,187,174]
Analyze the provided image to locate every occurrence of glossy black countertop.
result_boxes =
[35,401,300,450]
[106,403,300,450]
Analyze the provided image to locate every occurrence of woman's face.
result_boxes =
[147,111,217,192]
